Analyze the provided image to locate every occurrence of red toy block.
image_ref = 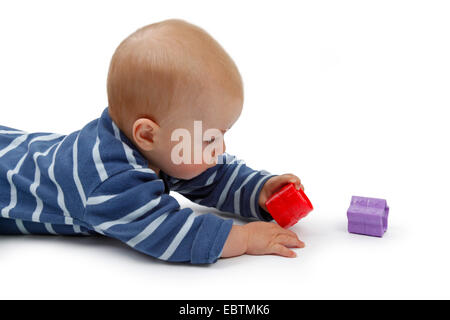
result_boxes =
[265,183,313,228]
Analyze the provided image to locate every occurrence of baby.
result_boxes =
[0,19,305,264]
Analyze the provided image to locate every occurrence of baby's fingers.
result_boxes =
[282,228,302,240]
[277,234,305,248]
[271,244,297,258]
[277,226,304,245]
[284,174,304,191]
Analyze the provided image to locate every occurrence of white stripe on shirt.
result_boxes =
[64,217,74,225]
[112,121,141,169]
[250,175,271,218]
[0,130,26,135]
[45,223,58,235]
[95,197,161,231]
[73,132,87,206]
[16,219,30,235]
[159,213,196,261]
[127,212,169,247]
[233,171,259,215]
[0,133,28,158]
[172,170,217,193]
[133,168,156,175]
[216,163,244,210]
[1,133,62,219]
[206,171,217,186]
[1,155,27,218]
[92,136,108,182]
[86,194,118,205]
[48,135,72,219]
[30,143,59,222]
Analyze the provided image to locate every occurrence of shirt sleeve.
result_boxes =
[160,153,277,221]
[83,168,233,264]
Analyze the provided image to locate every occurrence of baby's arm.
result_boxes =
[222,222,305,258]
[162,153,276,220]
[84,168,232,264]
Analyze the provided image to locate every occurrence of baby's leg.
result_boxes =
[0,217,92,235]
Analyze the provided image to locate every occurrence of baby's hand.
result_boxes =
[258,174,304,212]
[221,222,305,259]
[244,222,305,257]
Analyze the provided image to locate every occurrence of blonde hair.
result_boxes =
[107,19,243,131]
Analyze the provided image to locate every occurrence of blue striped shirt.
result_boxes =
[0,108,275,264]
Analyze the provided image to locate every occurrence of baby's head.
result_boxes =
[107,19,243,179]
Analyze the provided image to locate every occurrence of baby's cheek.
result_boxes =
[185,163,212,179]
[167,162,209,180]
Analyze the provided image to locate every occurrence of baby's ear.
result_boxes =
[132,118,160,151]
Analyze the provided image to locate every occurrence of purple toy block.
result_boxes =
[347,196,389,237]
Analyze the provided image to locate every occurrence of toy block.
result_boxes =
[265,183,313,228]
[347,196,389,237]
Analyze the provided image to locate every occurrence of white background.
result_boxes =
[0,0,449,299]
